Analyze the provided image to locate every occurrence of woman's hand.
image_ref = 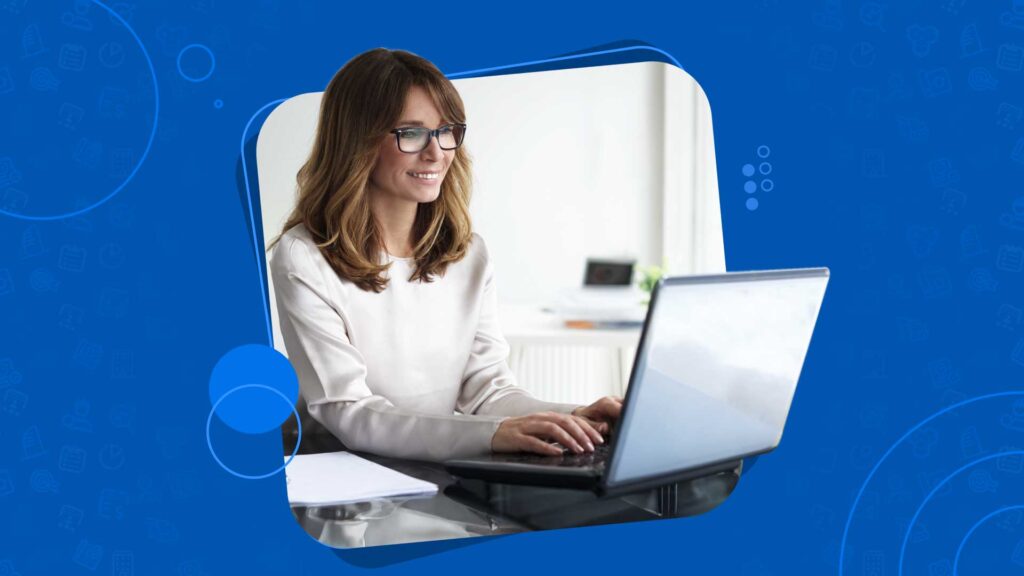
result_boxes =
[491,411,606,456]
[571,396,624,434]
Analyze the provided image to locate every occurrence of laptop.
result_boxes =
[444,268,830,496]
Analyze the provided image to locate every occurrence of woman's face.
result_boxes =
[368,85,455,207]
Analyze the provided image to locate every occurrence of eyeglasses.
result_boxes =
[389,123,466,153]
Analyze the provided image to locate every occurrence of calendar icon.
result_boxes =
[112,551,134,576]
[998,44,1024,72]
[997,244,1024,273]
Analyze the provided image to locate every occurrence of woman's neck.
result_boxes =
[369,193,418,258]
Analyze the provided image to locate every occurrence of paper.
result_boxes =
[551,287,648,323]
[283,451,437,506]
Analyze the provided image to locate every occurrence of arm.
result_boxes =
[457,237,582,418]
[271,235,505,462]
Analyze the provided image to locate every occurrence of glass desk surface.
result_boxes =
[288,434,742,549]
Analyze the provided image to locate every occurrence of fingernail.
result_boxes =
[596,435,604,444]
[587,442,595,451]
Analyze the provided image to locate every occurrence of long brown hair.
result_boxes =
[269,48,474,293]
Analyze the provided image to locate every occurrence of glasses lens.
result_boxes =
[437,124,465,150]
[397,128,429,153]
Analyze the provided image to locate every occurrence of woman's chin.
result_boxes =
[411,187,442,204]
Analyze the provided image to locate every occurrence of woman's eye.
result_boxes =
[399,130,421,140]
[438,126,453,135]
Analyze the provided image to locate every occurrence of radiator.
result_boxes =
[509,345,636,405]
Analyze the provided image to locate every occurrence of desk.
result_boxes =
[287,434,741,549]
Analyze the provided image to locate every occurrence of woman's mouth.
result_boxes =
[408,171,440,181]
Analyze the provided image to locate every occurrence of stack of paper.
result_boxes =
[283,451,437,506]
[550,286,648,326]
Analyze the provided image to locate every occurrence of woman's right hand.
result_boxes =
[491,411,605,456]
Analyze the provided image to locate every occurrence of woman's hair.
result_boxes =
[269,48,473,293]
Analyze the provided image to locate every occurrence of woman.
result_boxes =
[269,48,622,463]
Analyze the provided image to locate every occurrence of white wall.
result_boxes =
[458,62,662,305]
[458,61,723,306]
[257,61,724,353]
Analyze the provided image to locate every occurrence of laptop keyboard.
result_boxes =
[492,441,611,470]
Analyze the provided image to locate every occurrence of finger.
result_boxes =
[580,416,609,435]
[520,435,565,456]
[529,421,584,454]
[557,415,595,451]
[600,397,623,420]
[534,414,588,450]
[573,415,604,446]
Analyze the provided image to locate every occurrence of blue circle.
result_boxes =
[744,180,757,194]
[206,384,301,480]
[839,393,1024,576]
[954,505,1024,575]
[742,164,755,177]
[898,451,1024,575]
[213,98,224,109]
[0,0,159,222]
[761,179,775,192]
[759,162,772,175]
[746,198,759,211]
[757,145,771,158]
[177,44,216,83]
[209,344,298,434]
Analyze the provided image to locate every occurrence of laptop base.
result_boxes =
[444,463,741,531]
[444,459,602,490]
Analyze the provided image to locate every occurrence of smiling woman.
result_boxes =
[367,86,466,257]
[269,49,475,292]
[267,48,621,463]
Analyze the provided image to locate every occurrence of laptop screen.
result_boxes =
[604,269,829,487]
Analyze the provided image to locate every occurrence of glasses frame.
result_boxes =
[388,123,467,154]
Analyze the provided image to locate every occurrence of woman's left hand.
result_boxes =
[571,396,624,434]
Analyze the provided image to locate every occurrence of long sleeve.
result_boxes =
[457,240,581,419]
[271,234,507,463]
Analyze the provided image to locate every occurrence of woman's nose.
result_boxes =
[420,134,443,160]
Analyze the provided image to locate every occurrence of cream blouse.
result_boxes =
[270,225,578,462]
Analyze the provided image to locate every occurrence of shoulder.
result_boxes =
[466,232,491,266]
[270,224,324,276]
[270,225,356,305]
[460,232,498,289]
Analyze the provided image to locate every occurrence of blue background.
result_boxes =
[3,0,1024,574]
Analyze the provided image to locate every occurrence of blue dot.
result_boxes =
[759,162,772,175]
[208,344,298,434]
[213,98,223,109]
[761,179,775,192]
[744,180,757,194]
[746,198,759,211]
[757,145,771,158]
[742,164,755,177]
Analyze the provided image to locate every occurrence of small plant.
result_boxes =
[636,259,668,305]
